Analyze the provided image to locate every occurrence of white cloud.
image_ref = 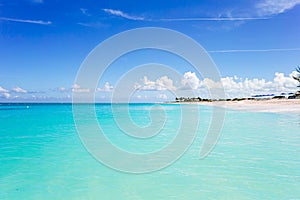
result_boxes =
[97,82,113,92]
[0,92,10,99]
[102,10,267,23]
[128,71,299,99]
[12,87,27,93]
[102,2,300,24]
[72,84,80,89]
[181,72,200,90]
[157,94,168,99]
[56,83,113,94]
[256,0,300,16]
[0,17,52,25]
[135,76,176,91]
[80,8,89,16]
[198,71,299,98]
[57,87,68,92]
[72,84,90,93]
[3,93,10,99]
[102,8,144,21]
[152,71,299,99]
[0,86,9,93]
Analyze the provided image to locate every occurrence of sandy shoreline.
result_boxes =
[174,99,300,114]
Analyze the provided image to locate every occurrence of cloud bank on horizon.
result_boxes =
[134,71,299,99]
[1,71,299,101]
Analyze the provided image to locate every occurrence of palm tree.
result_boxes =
[293,66,300,87]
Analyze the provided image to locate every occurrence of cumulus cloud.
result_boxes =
[2,93,10,99]
[0,86,9,93]
[0,86,10,99]
[72,84,90,93]
[181,71,200,90]
[256,0,300,16]
[55,83,113,93]
[12,87,27,93]
[197,71,299,98]
[102,8,144,21]
[72,84,80,89]
[97,82,113,92]
[138,71,298,99]
[57,87,68,92]
[134,76,176,91]
[157,94,168,99]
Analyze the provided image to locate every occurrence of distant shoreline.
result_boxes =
[168,98,300,114]
[1,99,300,114]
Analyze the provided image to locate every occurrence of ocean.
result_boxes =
[0,103,299,199]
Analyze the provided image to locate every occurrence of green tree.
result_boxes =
[293,66,300,87]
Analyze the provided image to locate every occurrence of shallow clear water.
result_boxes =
[0,103,299,199]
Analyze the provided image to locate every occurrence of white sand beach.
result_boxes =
[197,99,300,114]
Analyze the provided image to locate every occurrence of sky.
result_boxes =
[0,0,300,102]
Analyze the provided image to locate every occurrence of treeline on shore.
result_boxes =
[175,91,300,102]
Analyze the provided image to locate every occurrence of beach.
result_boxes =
[181,99,300,114]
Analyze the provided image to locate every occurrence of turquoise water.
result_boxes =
[0,103,300,199]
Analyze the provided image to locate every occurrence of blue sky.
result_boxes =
[0,0,300,102]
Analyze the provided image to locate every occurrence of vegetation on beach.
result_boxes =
[292,66,300,87]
